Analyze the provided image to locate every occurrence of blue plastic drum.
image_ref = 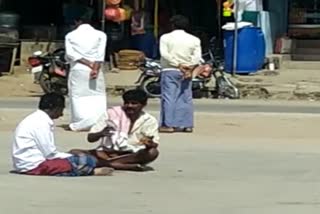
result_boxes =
[223,27,265,74]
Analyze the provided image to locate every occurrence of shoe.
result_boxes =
[184,128,193,133]
[174,128,193,133]
[159,127,174,133]
[111,68,120,73]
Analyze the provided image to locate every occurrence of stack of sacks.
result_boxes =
[116,49,145,70]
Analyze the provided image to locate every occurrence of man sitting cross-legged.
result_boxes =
[12,93,113,177]
[70,89,160,171]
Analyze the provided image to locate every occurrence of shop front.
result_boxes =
[0,0,221,70]
[104,0,220,59]
[289,0,320,38]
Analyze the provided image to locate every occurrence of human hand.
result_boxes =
[179,64,193,79]
[90,70,98,79]
[100,126,116,137]
[139,136,158,148]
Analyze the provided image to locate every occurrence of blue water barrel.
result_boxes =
[256,29,266,69]
[223,27,266,74]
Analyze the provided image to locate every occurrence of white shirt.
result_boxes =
[237,0,262,10]
[65,24,107,71]
[12,110,72,173]
[90,111,160,153]
[160,30,202,68]
[235,0,263,21]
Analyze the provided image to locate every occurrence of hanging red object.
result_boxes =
[105,7,120,21]
[114,8,126,22]
[106,0,121,6]
[105,7,128,22]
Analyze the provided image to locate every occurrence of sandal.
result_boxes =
[159,127,175,133]
[184,128,193,133]
[174,128,193,133]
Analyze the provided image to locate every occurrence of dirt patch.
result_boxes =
[0,67,42,97]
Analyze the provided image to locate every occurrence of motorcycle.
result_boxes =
[202,37,240,99]
[135,59,162,98]
[135,38,240,99]
[28,49,69,95]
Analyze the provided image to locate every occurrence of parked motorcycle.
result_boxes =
[135,59,162,98]
[135,38,240,99]
[28,49,69,95]
[202,37,240,99]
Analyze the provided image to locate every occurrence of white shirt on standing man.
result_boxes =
[160,29,202,69]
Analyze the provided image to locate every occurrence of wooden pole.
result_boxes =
[9,46,18,75]
[232,0,239,76]
[217,0,222,40]
[101,0,106,31]
[154,0,159,39]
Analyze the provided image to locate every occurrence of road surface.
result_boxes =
[1,98,320,214]
[1,97,320,114]
[1,112,320,213]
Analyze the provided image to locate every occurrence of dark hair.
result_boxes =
[122,89,148,105]
[39,93,65,110]
[170,15,190,31]
[74,15,90,24]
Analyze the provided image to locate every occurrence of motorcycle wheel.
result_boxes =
[140,77,161,98]
[39,69,68,96]
[224,85,240,99]
[216,76,240,99]
[39,69,52,94]
[192,89,204,99]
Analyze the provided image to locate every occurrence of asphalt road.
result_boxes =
[2,115,320,213]
[1,98,320,114]
[1,100,320,213]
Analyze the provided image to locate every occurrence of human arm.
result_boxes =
[87,113,114,143]
[87,126,115,143]
[90,33,107,79]
[35,125,71,159]
[139,136,158,149]
[139,117,160,149]
[65,34,95,69]
[89,62,102,79]
[78,58,94,69]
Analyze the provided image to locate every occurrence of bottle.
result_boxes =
[223,1,233,17]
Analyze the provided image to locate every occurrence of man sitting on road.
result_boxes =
[70,89,160,171]
[12,93,113,176]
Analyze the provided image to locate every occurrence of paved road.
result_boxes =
[1,101,320,213]
[1,122,320,214]
[1,98,320,114]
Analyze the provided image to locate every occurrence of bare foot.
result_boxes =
[94,167,114,176]
[136,165,155,172]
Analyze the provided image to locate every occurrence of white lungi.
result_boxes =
[65,24,107,131]
[68,64,106,131]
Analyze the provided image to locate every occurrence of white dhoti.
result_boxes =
[68,65,106,131]
[65,24,108,131]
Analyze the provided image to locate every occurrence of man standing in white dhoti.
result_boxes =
[65,17,107,132]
